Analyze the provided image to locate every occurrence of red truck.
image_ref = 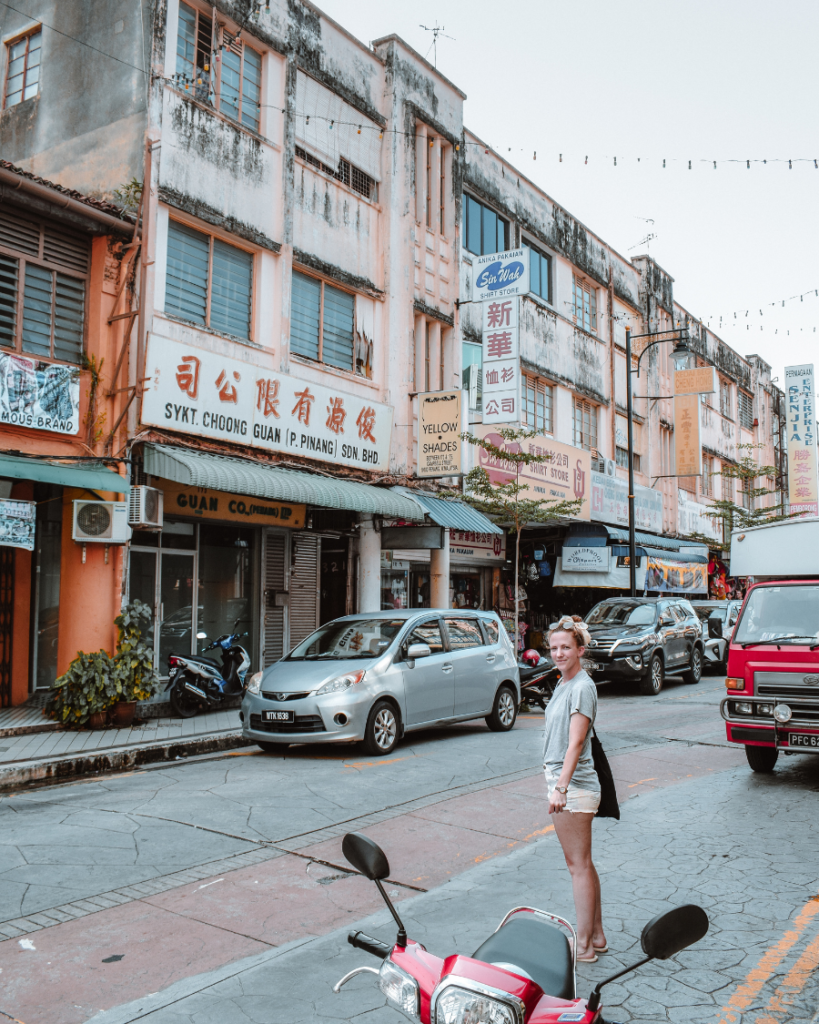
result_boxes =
[720,516,819,772]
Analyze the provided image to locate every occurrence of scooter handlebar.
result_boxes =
[347,930,392,959]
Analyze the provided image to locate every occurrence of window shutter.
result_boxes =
[165,220,209,325]
[263,532,286,667]
[289,535,319,647]
[43,223,90,274]
[53,274,85,363]
[21,263,53,358]
[211,239,252,339]
[290,271,321,360]
[0,208,39,257]
[321,283,354,370]
[0,254,19,348]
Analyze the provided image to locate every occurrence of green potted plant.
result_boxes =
[109,599,161,726]
[47,650,117,728]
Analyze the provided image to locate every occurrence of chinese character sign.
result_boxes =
[785,363,819,516]
[674,393,702,476]
[141,334,394,472]
[674,366,716,396]
[482,297,520,426]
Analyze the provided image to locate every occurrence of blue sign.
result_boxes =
[471,247,530,301]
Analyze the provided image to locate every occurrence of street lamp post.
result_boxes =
[624,327,692,597]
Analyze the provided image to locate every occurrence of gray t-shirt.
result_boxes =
[543,669,599,792]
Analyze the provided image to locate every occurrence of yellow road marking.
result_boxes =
[715,894,819,1023]
[753,930,819,1023]
[343,756,411,771]
[627,777,658,788]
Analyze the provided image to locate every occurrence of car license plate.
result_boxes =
[262,710,294,723]
[789,733,819,747]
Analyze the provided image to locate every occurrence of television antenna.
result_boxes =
[419,23,455,68]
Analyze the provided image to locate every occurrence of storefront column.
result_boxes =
[430,527,450,608]
[358,514,381,612]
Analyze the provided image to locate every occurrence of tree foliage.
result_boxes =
[704,443,793,546]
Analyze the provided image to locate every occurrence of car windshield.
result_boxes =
[733,585,819,645]
[286,618,406,660]
[586,602,656,626]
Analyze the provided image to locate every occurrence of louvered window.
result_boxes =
[290,270,355,373]
[0,206,88,363]
[738,390,754,430]
[165,220,253,340]
[573,397,598,452]
[572,275,597,333]
[521,374,553,433]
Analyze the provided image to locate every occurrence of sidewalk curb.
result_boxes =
[0,731,252,791]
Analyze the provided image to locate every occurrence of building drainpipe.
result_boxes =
[608,264,616,470]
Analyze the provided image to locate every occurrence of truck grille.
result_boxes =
[589,637,619,656]
[757,684,819,699]
[250,714,326,733]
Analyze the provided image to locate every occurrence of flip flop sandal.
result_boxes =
[577,953,599,963]
[593,945,608,953]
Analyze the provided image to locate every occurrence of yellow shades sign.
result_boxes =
[159,482,306,528]
[417,390,463,477]
[674,394,702,476]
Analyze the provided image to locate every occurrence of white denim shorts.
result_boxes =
[544,771,601,814]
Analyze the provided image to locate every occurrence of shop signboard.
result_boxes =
[645,556,708,594]
[142,334,394,472]
[475,425,592,520]
[449,530,505,562]
[677,490,722,543]
[784,363,819,516]
[562,545,610,572]
[674,366,717,395]
[157,482,306,528]
[0,499,35,551]
[590,472,663,533]
[481,296,520,425]
[673,393,702,476]
[417,390,463,477]
[471,248,530,302]
[0,353,80,434]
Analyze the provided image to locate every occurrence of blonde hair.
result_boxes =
[548,614,591,649]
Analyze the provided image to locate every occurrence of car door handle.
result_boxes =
[442,663,453,673]
[486,654,495,663]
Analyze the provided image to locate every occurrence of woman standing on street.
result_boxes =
[543,614,605,962]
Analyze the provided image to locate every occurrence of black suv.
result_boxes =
[584,597,704,695]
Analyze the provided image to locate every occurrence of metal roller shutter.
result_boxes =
[263,531,286,668]
[289,534,319,648]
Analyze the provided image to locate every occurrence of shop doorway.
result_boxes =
[31,485,62,690]
[0,547,12,707]
[320,540,348,623]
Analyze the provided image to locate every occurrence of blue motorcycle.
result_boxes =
[166,630,251,718]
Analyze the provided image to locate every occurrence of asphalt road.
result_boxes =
[1,671,817,1024]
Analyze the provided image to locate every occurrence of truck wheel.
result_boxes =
[362,700,399,756]
[682,647,702,685]
[639,655,664,696]
[745,745,778,773]
[486,685,518,731]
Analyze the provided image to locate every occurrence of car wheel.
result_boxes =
[486,685,518,732]
[682,647,703,685]
[256,740,286,754]
[170,682,200,718]
[362,700,399,756]
[639,654,664,696]
[745,745,778,773]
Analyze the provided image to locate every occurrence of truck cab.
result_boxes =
[721,518,819,772]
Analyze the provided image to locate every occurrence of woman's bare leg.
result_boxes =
[552,810,605,956]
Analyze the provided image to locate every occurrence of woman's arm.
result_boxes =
[548,712,591,814]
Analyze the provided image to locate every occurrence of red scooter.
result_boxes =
[334,833,708,1023]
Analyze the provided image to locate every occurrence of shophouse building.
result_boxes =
[0,0,786,702]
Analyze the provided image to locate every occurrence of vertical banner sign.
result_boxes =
[674,393,702,476]
[481,297,520,425]
[417,390,462,477]
[785,364,819,516]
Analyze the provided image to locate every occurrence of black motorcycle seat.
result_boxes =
[180,655,220,669]
[471,915,574,999]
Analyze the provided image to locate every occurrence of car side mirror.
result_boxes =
[406,643,431,660]
[641,904,709,960]
[659,616,674,627]
[708,615,723,639]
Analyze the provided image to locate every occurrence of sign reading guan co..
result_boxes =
[141,334,394,472]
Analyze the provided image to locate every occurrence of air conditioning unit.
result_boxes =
[128,485,163,529]
[604,458,616,477]
[72,501,130,544]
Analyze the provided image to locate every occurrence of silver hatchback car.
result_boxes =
[241,610,520,756]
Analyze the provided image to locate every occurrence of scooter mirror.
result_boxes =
[342,832,390,881]
[641,904,708,960]
[196,632,208,639]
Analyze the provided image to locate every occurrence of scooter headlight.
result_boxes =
[246,671,263,695]
[315,670,365,696]
[378,959,419,1017]
[434,984,520,1024]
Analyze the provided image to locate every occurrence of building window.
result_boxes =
[738,390,754,429]
[464,195,507,256]
[573,397,598,452]
[165,220,253,340]
[291,270,356,373]
[440,147,446,234]
[740,476,753,510]
[572,275,597,333]
[3,29,41,109]
[295,147,377,201]
[701,454,713,496]
[615,446,642,473]
[176,2,261,132]
[521,374,553,433]
[719,378,733,419]
[0,207,88,364]
[524,242,550,303]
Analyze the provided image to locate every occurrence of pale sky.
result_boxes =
[317,0,818,386]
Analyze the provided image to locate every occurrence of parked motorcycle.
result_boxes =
[166,630,251,718]
[334,832,708,1024]
[519,658,559,709]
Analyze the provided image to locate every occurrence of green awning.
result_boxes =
[393,488,503,534]
[0,453,128,493]
[143,444,423,520]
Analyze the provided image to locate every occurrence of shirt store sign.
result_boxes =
[562,545,610,571]
[0,354,80,435]
[471,248,530,302]
[157,482,306,528]
[784,363,819,516]
[142,334,393,472]
[417,390,462,477]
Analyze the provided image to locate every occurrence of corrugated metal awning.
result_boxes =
[603,526,681,552]
[143,444,423,519]
[646,547,709,565]
[392,488,503,534]
[0,453,128,493]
